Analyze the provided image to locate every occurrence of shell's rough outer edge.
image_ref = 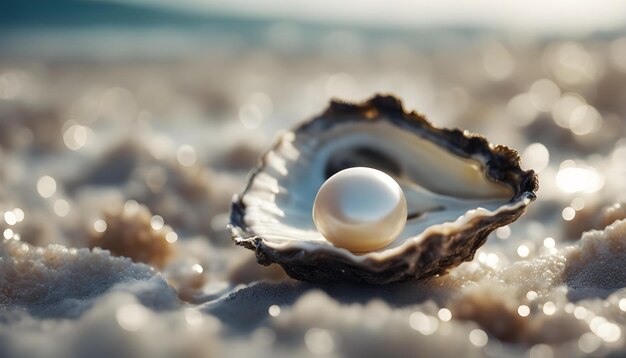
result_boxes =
[229,94,539,284]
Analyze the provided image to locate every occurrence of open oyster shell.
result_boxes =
[229,95,538,284]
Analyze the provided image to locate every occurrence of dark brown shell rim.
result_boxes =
[229,94,538,284]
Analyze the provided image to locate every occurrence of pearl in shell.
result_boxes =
[312,167,407,252]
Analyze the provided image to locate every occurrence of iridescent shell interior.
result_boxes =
[240,113,531,260]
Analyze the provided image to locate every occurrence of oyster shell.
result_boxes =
[229,95,538,284]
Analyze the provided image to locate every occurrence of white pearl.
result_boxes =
[312,167,407,252]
